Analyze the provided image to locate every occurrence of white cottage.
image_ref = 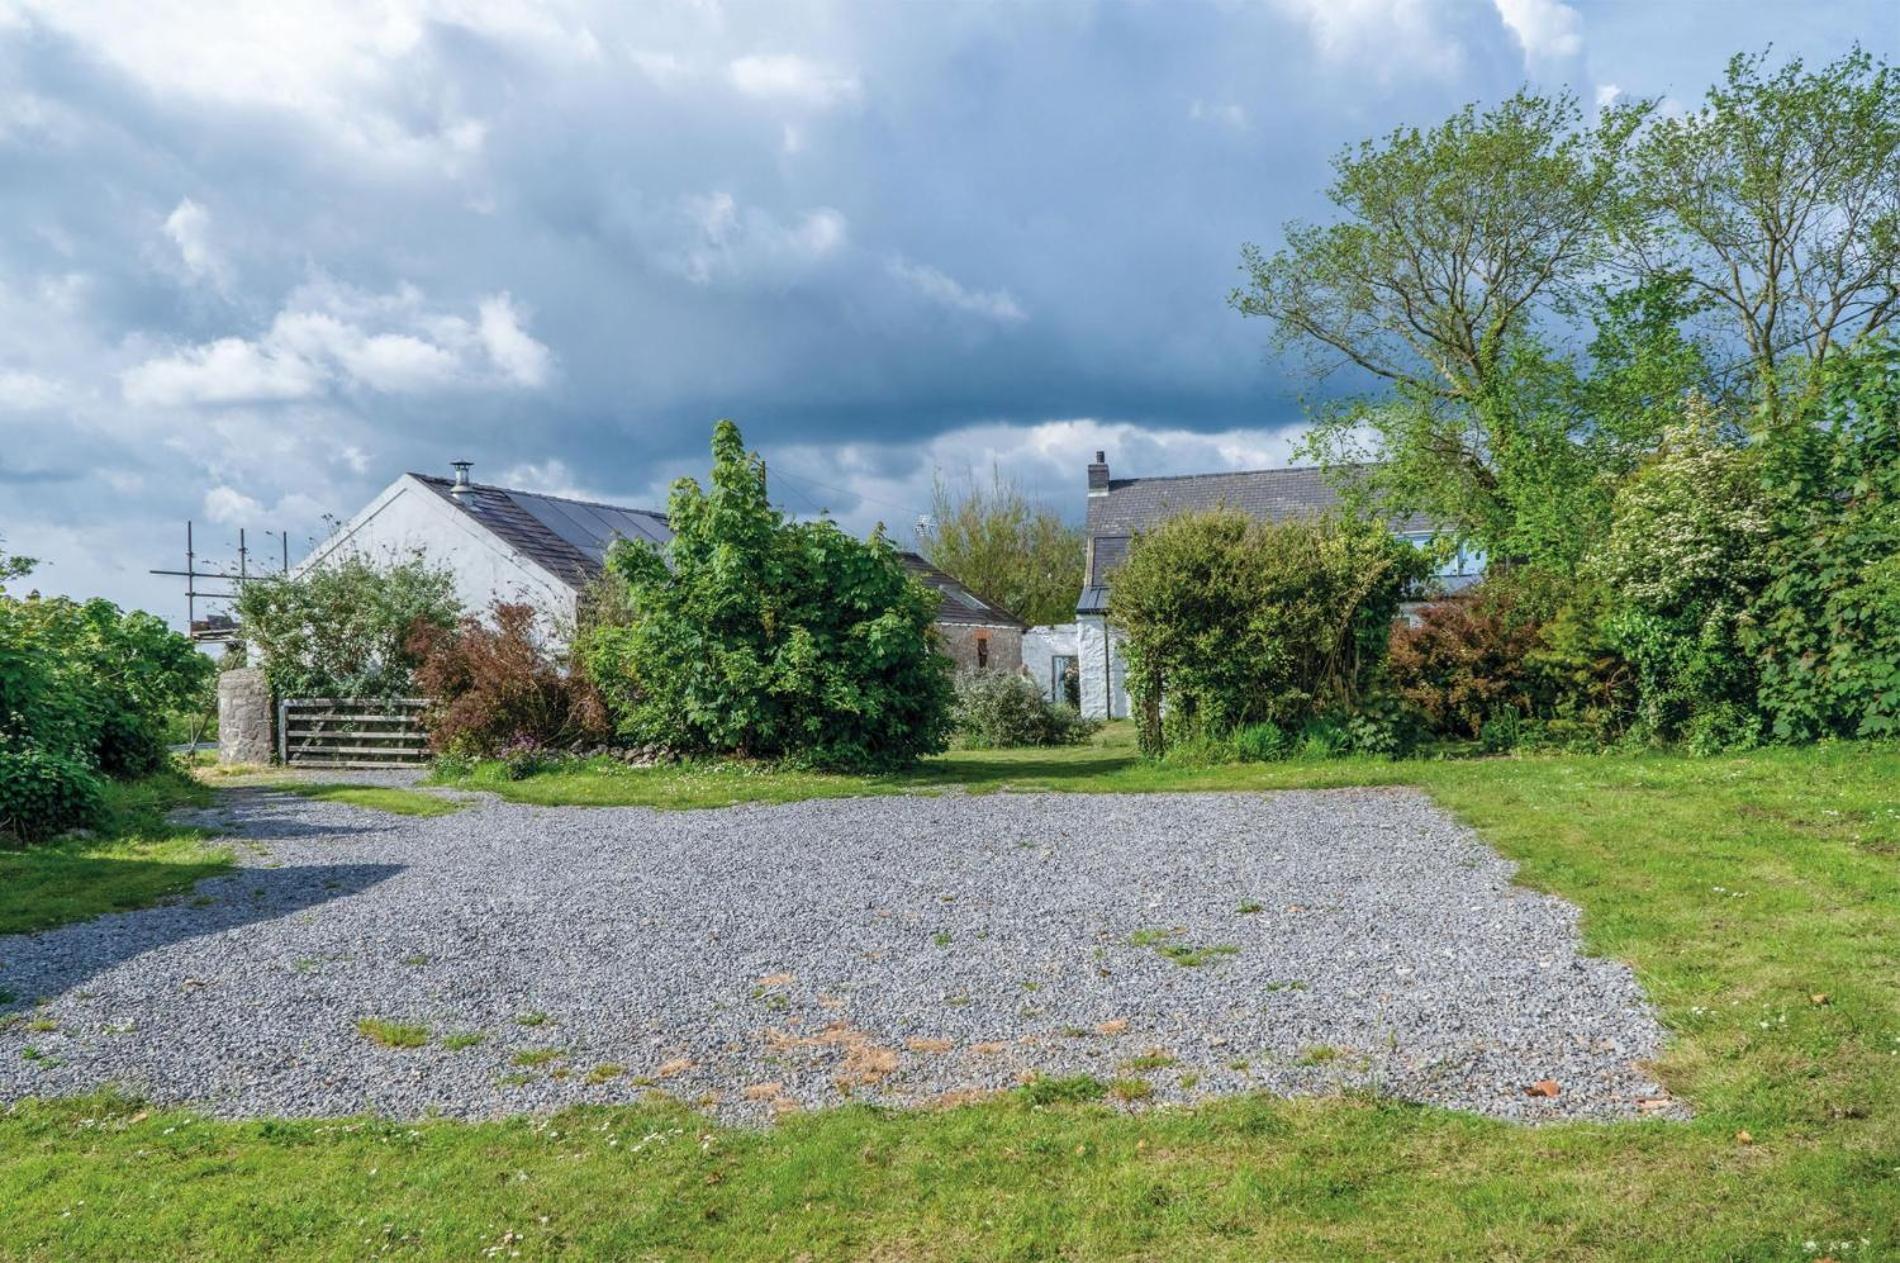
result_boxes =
[301,462,1025,655]
[1072,451,1481,720]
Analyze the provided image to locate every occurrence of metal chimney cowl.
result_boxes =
[450,461,473,495]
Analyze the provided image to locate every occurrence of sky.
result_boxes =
[0,0,1888,627]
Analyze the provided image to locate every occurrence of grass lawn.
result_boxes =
[0,769,229,937]
[258,782,464,818]
[4,734,1898,1259]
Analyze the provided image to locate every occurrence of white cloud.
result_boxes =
[628,48,693,88]
[162,197,227,288]
[1596,82,1622,108]
[123,336,325,407]
[1266,0,1464,81]
[478,293,552,387]
[1491,0,1583,63]
[887,258,1026,324]
[120,281,553,405]
[764,417,1307,540]
[675,192,846,284]
[727,53,862,110]
[203,484,265,523]
[0,368,66,410]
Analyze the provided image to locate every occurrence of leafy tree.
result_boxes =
[1111,508,1427,755]
[1750,337,1900,738]
[1234,91,1649,564]
[1627,47,1900,424]
[917,470,1083,626]
[0,539,34,591]
[235,553,460,698]
[584,420,953,771]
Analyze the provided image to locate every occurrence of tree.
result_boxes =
[0,538,34,591]
[584,420,953,771]
[235,553,460,698]
[1627,47,1900,425]
[1111,508,1427,755]
[1233,90,1650,564]
[917,470,1084,625]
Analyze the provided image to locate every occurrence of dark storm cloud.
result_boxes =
[0,0,1885,617]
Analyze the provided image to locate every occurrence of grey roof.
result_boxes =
[412,474,670,591]
[1078,464,1434,612]
[898,552,1025,628]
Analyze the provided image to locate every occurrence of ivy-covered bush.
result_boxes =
[0,742,106,844]
[235,553,460,699]
[1751,339,1900,740]
[581,420,954,772]
[952,670,1099,749]
[1110,507,1428,756]
[409,602,610,757]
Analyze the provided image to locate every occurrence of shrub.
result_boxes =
[1111,508,1429,757]
[1751,339,1900,740]
[0,588,212,777]
[1232,721,1293,762]
[952,671,1100,748]
[1593,405,1771,745]
[1388,587,1541,739]
[409,603,609,759]
[582,420,955,772]
[236,553,460,699]
[0,742,106,845]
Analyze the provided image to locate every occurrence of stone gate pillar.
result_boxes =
[218,667,275,765]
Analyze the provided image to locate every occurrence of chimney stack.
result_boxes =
[450,461,473,495]
[1087,450,1110,497]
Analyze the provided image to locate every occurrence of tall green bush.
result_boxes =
[1110,508,1428,756]
[1752,339,1900,739]
[582,420,954,771]
[1593,404,1772,746]
[235,553,460,698]
[951,671,1098,749]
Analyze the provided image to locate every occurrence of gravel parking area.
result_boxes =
[0,786,1676,1124]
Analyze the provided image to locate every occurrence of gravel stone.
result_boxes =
[0,786,1679,1124]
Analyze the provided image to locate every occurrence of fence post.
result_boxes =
[277,698,288,765]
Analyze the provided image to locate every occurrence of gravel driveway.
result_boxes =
[0,786,1676,1123]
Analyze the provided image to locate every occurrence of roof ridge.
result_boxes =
[407,472,666,518]
[1108,463,1344,487]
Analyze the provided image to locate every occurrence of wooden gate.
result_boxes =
[277,697,431,769]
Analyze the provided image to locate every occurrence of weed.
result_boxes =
[1109,1078,1153,1102]
[1017,1075,1108,1106]
[512,1048,563,1068]
[356,1019,430,1049]
[441,1032,486,1051]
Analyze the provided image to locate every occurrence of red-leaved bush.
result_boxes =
[1387,589,1541,739]
[408,603,609,757]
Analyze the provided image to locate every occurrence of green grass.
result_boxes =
[260,782,463,817]
[4,737,1900,1257]
[0,769,229,936]
[355,1019,431,1050]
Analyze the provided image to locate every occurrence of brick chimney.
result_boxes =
[1087,450,1110,497]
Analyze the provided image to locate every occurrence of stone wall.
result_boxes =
[218,667,275,765]
[936,623,1023,674]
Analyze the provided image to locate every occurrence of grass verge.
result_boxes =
[4,739,1898,1257]
[0,767,229,937]
[260,783,463,818]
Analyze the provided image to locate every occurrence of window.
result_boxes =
[1051,654,1078,706]
[976,634,989,669]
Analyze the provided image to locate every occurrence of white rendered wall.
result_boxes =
[1022,622,1079,701]
[297,477,579,634]
[1076,615,1128,720]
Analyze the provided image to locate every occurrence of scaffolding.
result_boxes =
[149,521,289,643]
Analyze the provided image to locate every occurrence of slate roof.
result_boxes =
[898,552,1025,628]
[410,474,671,591]
[1078,464,1434,613]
